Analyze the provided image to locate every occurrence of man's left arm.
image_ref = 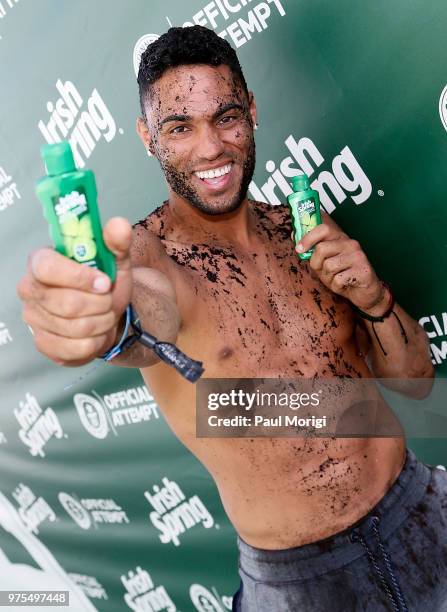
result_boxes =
[296,211,435,397]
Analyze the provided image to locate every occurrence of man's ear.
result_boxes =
[136,116,155,155]
[248,91,257,129]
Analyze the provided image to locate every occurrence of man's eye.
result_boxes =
[170,125,189,134]
[219,115,237,125]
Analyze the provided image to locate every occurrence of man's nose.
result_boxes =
[196,124,225,160]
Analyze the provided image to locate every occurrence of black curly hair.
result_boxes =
[137,25,249,120]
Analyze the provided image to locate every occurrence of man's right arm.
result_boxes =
[16,216,181,370]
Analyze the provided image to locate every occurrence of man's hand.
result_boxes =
[292,216,434,392]
[293,222,387,314]
[16,217,133,367]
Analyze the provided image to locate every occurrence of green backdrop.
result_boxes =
[1,1,446,610]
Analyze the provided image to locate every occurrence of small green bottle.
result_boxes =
[35,141,116,281]
[287,173,322,261]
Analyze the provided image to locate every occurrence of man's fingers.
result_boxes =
[297,223,345,253]
[40,286,113,318]
[102,217,134,316]
[320,253,352,278]
[102,217,133,272]
[17,219,134,367]
[22,301,117,339]
[310,238,359,271]
[29,247,111,293]
[17,280,113,318]
[33,328,114,366]
[317,251,367,286]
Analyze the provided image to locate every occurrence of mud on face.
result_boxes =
[143,64,257,215]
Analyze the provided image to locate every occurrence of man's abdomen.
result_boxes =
[211,436,406,550]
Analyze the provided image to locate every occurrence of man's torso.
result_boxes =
[134,200,406,549]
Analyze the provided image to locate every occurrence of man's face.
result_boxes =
[142,64,257,216]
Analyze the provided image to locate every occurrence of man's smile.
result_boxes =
[192,161,235,192]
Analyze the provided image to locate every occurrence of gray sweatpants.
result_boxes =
[232,448,447,611]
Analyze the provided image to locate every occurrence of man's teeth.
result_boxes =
[195,163,232,180]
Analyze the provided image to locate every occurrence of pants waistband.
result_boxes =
[237,447,431,581]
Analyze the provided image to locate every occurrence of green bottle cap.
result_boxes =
[291,174,310,192]
[41,141,76,176]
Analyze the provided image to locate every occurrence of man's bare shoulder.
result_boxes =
[130,201,170,268]
[250,199,290,220]
[250,199,292,239]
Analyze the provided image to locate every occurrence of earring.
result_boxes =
[254,122,259,131]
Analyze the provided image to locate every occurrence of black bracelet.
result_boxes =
[350,282,408,355]
[350,281,395,322]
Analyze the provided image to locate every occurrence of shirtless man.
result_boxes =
[17,26,447,611]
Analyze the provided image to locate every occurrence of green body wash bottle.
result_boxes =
[287,173,322,261]
[35,141,116,281]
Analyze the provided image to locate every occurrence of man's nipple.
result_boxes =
[217,346,234,361]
